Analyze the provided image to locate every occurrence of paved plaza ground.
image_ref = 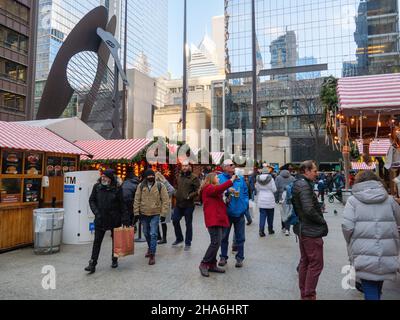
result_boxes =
[0,201,399,300]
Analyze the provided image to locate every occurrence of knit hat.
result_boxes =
[143,169,155,179]
[102,169,115,180]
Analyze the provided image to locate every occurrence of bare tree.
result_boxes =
[289,78,325,163]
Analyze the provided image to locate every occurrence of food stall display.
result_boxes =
[326,73,400,195]
[0,122,89,252]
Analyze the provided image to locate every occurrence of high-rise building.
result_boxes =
[0,0,38,121]
[270,30,297,81]
[218,0,400,164]
[189,35,220,78]
[111,0,168,78]
[34,0,168,119]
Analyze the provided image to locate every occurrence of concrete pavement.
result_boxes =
[0,201,399,300]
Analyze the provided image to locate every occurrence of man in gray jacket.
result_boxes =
[292,160,328,300]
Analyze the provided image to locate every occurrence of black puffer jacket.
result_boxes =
[121,177,140,217]
[292,175,328,238]
[89,180,129,230]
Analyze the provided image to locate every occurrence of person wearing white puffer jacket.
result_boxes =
[343,171,400,300]
[256,168,277,237]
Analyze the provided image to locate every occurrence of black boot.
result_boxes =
[84,260,97,274]
[158,224,168,244]
[111,258,118,269]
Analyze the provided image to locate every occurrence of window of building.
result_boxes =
[0,91,25,113]
[0,0,29,23]
[0,26,29,54]
[0,58,27,83]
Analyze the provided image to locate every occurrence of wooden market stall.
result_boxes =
[0,122,89,252]
[330,73,400,196]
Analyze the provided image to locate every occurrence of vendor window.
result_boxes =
[0,178,22,204]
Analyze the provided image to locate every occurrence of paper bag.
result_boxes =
[113,227,135,258]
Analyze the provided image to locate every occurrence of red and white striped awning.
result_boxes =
[338,73,400,115]
[0,121,89,155]
[356,139,391,156]
[75,139,152,161]
[351,162,376,171]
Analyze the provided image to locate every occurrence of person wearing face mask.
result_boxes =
[134,169,170,265]
[85,169,130,275]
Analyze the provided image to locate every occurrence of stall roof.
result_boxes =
[17,117,104,143]
[356,139,391,156]
[0,121,90,155]
[352,162,376,171]
[75,139,152,161]
[338,73,400,115]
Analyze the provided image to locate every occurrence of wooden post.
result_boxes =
[340,125,351,190]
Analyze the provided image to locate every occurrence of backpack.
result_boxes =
[285,181,299,226]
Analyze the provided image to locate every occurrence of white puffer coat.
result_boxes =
[342,180,400,281]
[256,174,277,209]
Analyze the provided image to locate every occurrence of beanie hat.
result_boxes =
[143,169,155,179]
[103,169,115,180]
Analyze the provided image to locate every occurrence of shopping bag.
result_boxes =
[113,227,135,258]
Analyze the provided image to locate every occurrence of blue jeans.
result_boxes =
[244,208,252,223]
[221,215,246,262]
[172,207,195,246]
[140,215,160,255]
[361,279,384,300]
[260,208,275,233]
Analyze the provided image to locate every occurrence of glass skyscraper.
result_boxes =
[35,0,168,118]
[220,0,400,163]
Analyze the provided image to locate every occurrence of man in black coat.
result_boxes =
[292,160,328,300]
[121,167,140,225]
[85,169,130,274]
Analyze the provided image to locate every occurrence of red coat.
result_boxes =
[201,180,233,228]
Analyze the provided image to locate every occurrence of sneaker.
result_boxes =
[246,220,253,226]
[285,230,290,236]
[199,264,209,277]
[184,245,191,251]
[149,255,156,265]
[235,260,244,268]
[111,259,118,269]
[172,240,183,247]
[218,258,227,267]
[208,266,226,273]
[259,231,266,237]
[158,239,167,245]
[269,230,275,235]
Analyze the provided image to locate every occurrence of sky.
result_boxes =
[168,0,224,79]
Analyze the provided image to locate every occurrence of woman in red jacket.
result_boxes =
[199,172,237,277]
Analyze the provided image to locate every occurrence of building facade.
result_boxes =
[220,0,400,165]
[0,0,38,121]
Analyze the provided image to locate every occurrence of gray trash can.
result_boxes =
[33,209,64,255]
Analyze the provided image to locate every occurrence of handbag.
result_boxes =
[113,226,135,258]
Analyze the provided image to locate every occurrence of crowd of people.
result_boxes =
[84,159,400,301]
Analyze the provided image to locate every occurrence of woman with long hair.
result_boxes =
[198,172,238,277]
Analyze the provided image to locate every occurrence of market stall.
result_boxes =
[0,122,89,252]
[328,73,400,196]
[76,138,156,178]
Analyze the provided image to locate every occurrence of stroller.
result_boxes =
[328,188,343,203]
